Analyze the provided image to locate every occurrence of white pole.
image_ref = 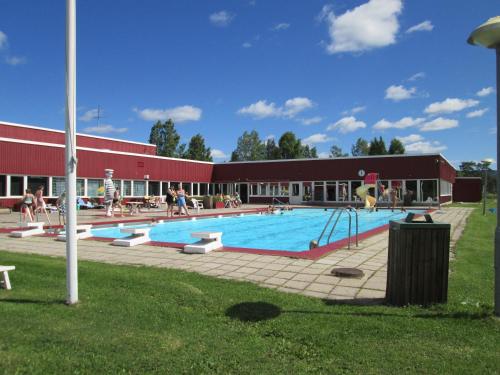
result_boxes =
[65,0,78,305]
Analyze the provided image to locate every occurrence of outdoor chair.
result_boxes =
[191,198,204,214]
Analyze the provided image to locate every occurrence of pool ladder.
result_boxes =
[314,208,359,250]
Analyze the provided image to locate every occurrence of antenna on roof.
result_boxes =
[96,104,103,127]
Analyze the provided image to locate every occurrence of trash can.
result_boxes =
[203,195,213,210]
[386,217,451,306]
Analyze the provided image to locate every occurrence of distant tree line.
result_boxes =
[231,132,406,162]
[148,121,406,163]
[230,131,318,162]
[148,119,212,162]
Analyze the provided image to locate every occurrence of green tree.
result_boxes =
[351,137,369,156]
[302,145,318,158]
[330,145,348,158]
[148,119,181,157]
[176,143,187,159]
[231,130,266,161]
[185,134,213,161]
[278,131,302,159]
[265,138,281,160]
[368,137,387,155]
[388,138,405,154]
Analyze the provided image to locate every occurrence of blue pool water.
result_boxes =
[91,209,424,252]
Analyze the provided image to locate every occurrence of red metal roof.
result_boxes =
[0,121,157,155]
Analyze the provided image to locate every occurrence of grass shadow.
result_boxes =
[0,298,66,306]
[225,301,282,322]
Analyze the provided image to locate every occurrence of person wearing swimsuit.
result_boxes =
[176,186,189,216]
[166,188,176,217]
[34,185,51,225]
[21,189,35,222]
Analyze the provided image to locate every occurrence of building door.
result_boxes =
[289,182,302,204]
[239,183,249,204]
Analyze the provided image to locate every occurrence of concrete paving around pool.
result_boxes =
[0,206,473,303]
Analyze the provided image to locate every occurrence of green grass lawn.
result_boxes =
[1,204,499,374]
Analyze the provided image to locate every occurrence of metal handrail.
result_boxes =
[272,197,286,206]
[316,207,359,250]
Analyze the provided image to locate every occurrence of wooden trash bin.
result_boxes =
[386,220,451,306]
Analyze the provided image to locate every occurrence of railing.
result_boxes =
[314,207,358,250]
[272,197,287,207]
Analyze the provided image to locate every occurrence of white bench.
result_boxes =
[183,231,223,254]
[112,227,151,247]
[10,222,45,238]
[57,224,93,241]
[0,266,15,290]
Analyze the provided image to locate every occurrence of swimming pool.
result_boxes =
[91,208,425,253]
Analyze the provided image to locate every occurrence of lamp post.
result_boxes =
[468,16,500,316]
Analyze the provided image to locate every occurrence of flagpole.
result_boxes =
[65,0,78,305]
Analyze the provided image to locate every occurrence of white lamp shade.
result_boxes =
[468,16,500,48]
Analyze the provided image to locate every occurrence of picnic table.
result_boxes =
[126,201,144,215]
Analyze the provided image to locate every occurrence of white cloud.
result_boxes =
[373,116,425,130]
[283,97,314,117]
[318,151,330,158]
[211,149,228,160]
[466,108,489,118]
[83,124,127,134]
[300,116,323,125]
[272,23,290,31]
[407,72,425,81]
[420,117,458,132]
[385,85,416,101]
[343,105,366,115]
[79,108,100,122]
[135,105,202,123]
[406,20,434,33]
[209,11,235,27]
[397,134,424,144]
[237,97,313,119]
[318,0,402,54]
[424,98,479,114]
[476,87,495,97]
[302,133,334,146]
[490,127,497,135]
[405,141,446,154]
[242,42,252,48]
[327,116,367,133]
[5,56,26,65]
[237,100,281,119]
[0,31,7,49]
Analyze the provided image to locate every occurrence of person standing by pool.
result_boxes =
[112,189,124,217]
[165,187,176,217]
[176,185,190,216]
[56,191,66,225]
[20,189,35,222]
[104,169,116,217]
[34,185,51,225]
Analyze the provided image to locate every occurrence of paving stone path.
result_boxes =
[0,207,474,303]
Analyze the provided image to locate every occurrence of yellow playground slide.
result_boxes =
[356,184,376,209]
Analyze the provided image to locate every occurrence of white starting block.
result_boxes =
[0,265,15,290]
[112,227,151,247]
[57,224,93,241]
[10,222,45,238]
[183,232,223,254]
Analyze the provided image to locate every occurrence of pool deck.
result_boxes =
[0,205,473,303]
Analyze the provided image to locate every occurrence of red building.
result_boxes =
[0,121,457,207]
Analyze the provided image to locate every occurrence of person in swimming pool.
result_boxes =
[176,185,190,216]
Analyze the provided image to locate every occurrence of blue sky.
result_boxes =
[0,0,498,166]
